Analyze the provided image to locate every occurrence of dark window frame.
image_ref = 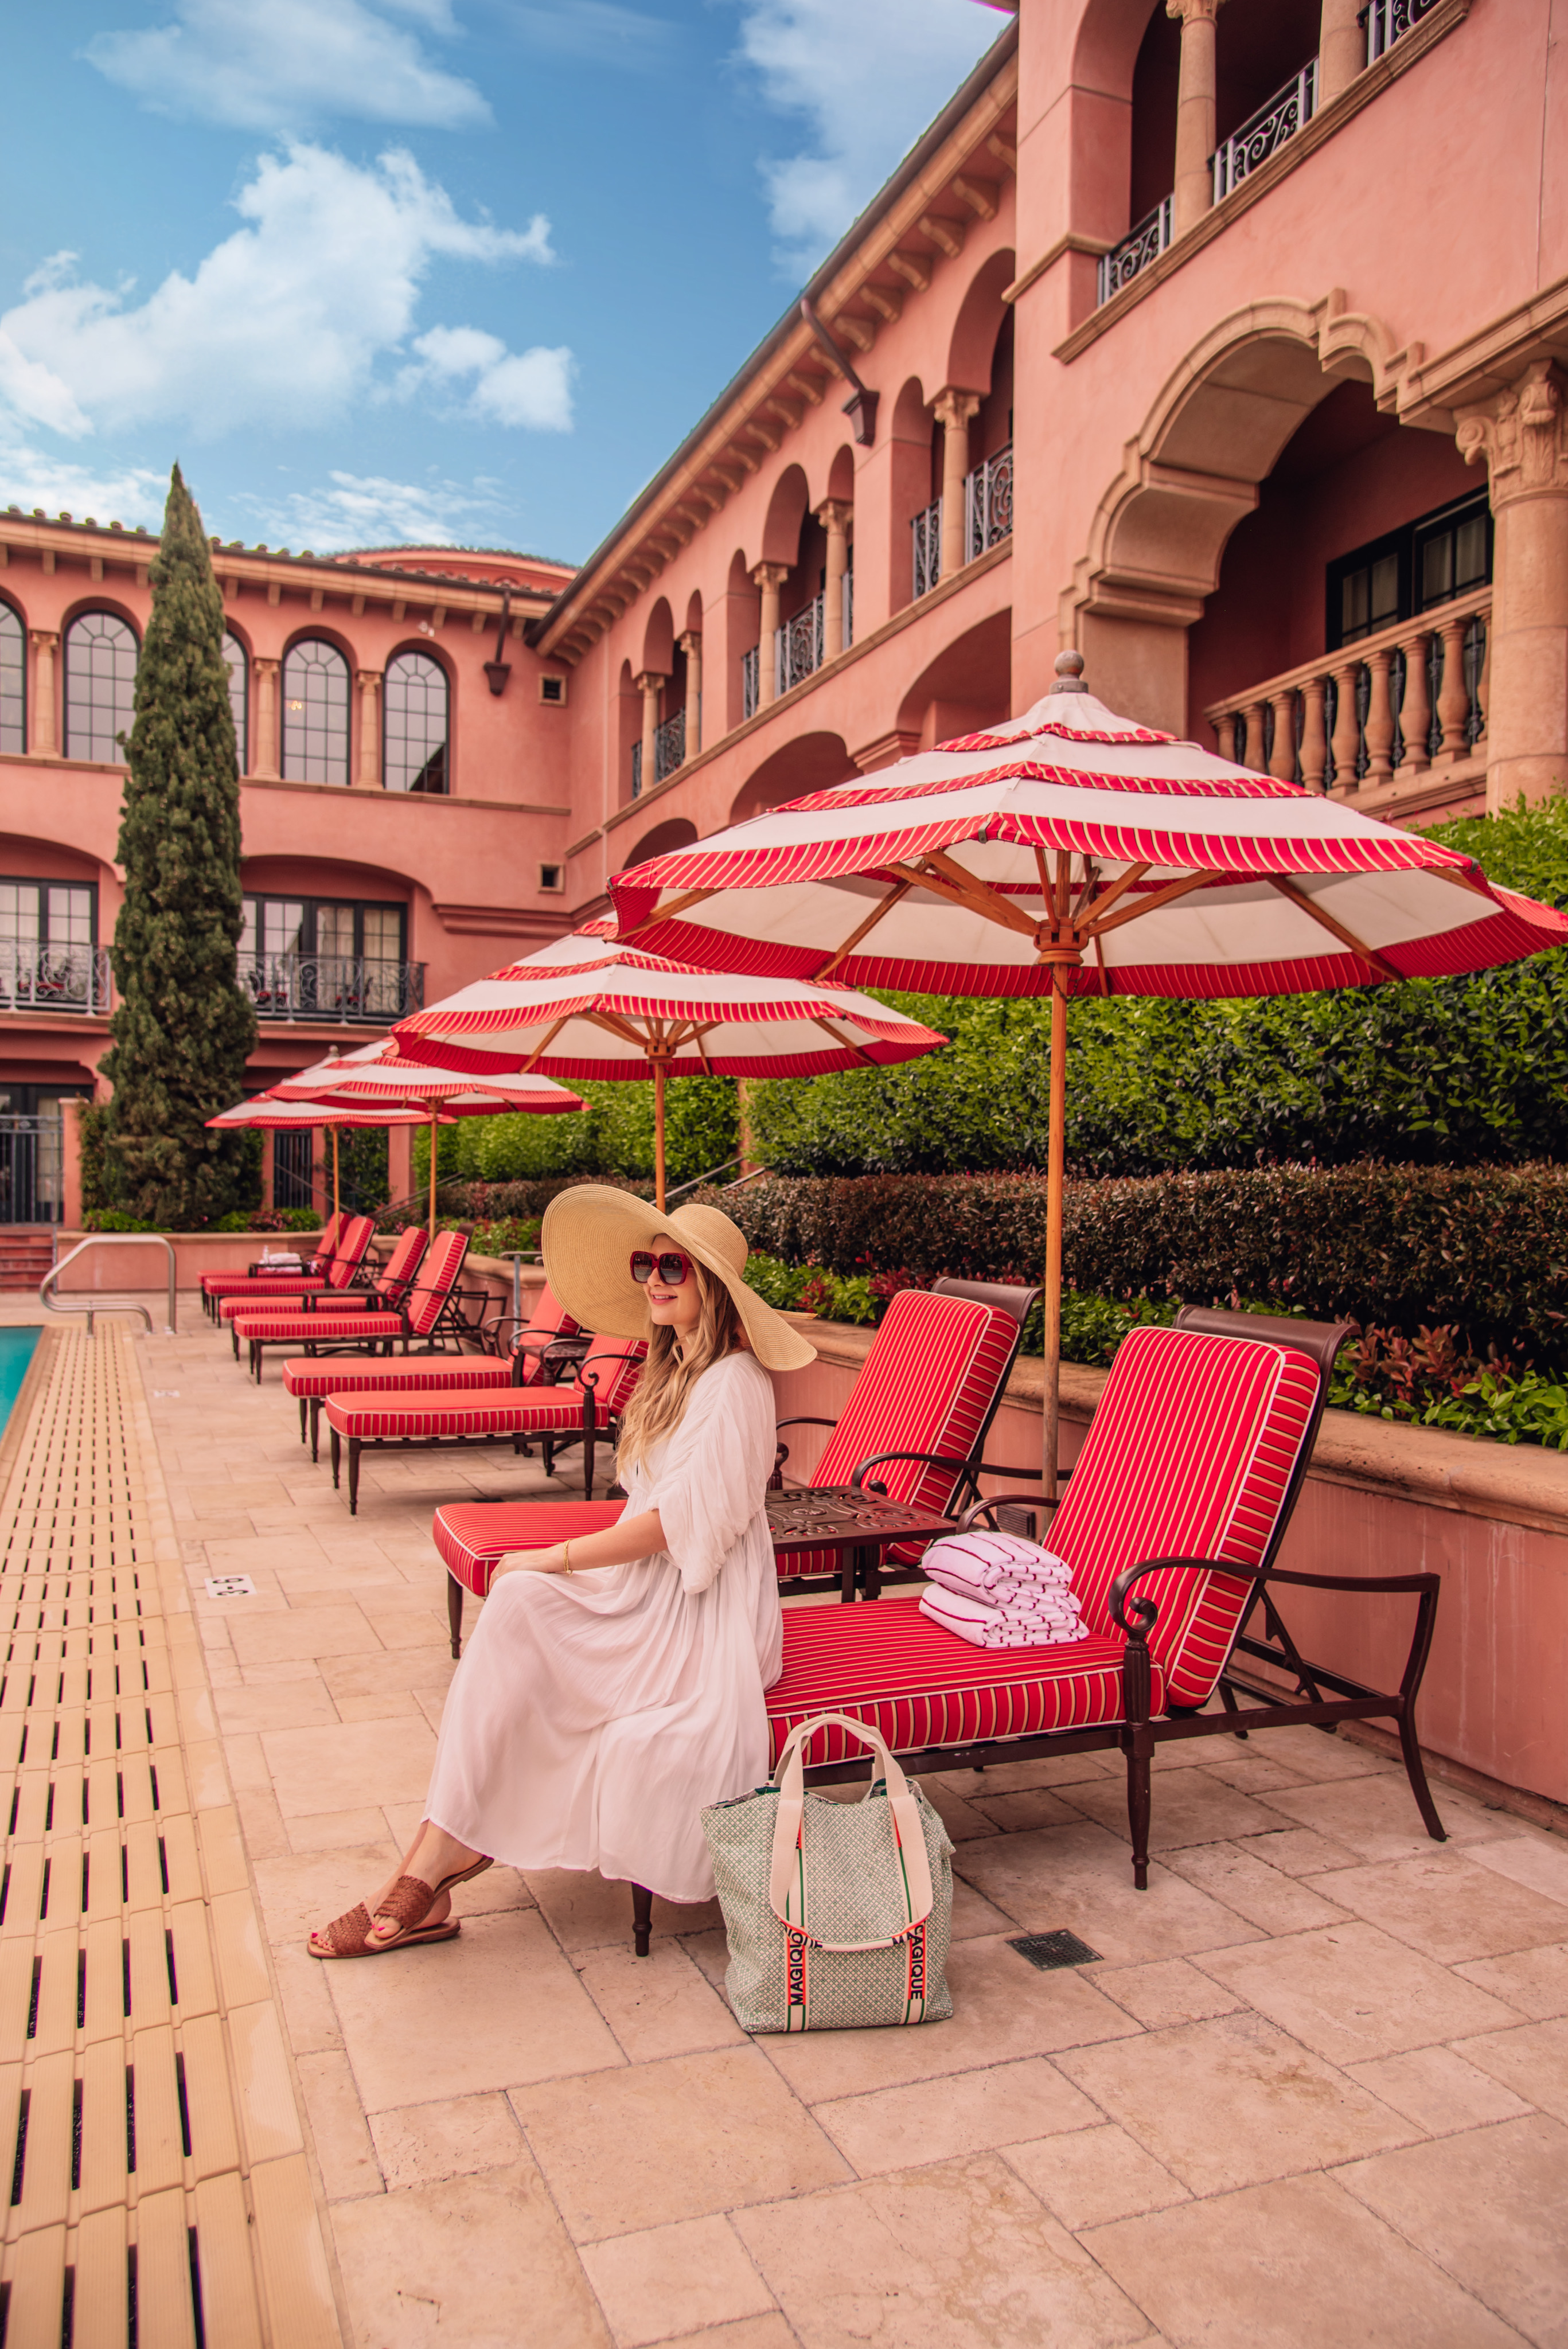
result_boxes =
[281,636,351,787]
[1326,490,1493,652]
[0,875,99,947]
[383,649,450,795]
[0,601,25,756]
[64,608,139,765]
[240,893,406,963]
[223,630,249,772]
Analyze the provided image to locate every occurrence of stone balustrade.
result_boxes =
[1204,587,1489,798]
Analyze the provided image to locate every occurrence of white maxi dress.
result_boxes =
[423,1349,782,1903]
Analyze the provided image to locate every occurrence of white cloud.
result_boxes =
[0,423,166,529]
[0,143,568,441]
[84,0,490,131]
[736,0,1004,272]
[241,467,502,548]
[501,2,674,73]
[411,325,574,430]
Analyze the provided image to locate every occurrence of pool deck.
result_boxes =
[2,1298,1566,2347]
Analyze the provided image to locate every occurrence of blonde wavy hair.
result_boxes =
[615,1257,743,1470]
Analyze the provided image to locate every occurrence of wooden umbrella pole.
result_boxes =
[331,1127,341,1219]
[428,1111,438,1242]
[1043,973,1068,1504]
[653,1059,667,1212]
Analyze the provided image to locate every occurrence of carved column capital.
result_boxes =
[28,629,58,651]
[1457,360,1568,505]
[1165,0,1223,21]
[814,500,852,533]
[634,669,667,698]
[354,668,381,694]
[931,387,982,430]
[750,562,789,591]
[677,630,702,657]
[252,655,279,678]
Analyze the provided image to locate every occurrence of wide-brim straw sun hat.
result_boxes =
[541,1185,817,1373]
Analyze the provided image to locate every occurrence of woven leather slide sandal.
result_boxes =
[307,1899,461,1960]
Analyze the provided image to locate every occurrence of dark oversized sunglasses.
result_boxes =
[630,1250,693,1286]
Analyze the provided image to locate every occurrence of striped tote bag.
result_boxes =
[702,1714,953,2033]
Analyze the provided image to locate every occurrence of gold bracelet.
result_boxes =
[561,1540,573,1575]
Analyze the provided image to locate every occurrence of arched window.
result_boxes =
[222,631,248,772]
[0,606,22,756]
[64,612,138,764]
[282,639,349,785]
[384,651,448,793]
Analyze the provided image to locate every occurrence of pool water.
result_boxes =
[0,1328,41,1430]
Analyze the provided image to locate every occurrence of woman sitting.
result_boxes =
[309,1187,815,1958]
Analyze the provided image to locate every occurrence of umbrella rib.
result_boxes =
[812,878,913,978]
[1083,861,1151,924]
[584,1007,655,1052]
[812,1016,876,1066]
[1266,876,1404,982]
[891,854,1039,940]
[520,1013,573,1073]
[621,887,720,941]
[1087,870,1215,939]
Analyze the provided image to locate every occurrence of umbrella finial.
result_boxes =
[1054,650,1089,694]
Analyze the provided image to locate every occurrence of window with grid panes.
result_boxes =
[0,605,22,754]
[64,611,138,762]
[384,650,448,793]
[1327,493,1492,651]
[0,879,97,1009]
[282,638,349,784]
[223,631,248,770]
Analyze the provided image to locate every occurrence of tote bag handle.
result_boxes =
[767,1712,935,1946]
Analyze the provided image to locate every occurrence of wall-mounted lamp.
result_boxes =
[484,586,513,695]
[799,299,879,446]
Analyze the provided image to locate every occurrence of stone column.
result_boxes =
[1317,0,1365,104]
[752,565,789,709]
[1167,0,1225,238]
[933,392,981,581]
[678,630,703,756]
[260,1131,276,1212]
[28,632,58,755]
[635,670,664,790]
[385,1122,413,1211]
[1457,359,1568,809]
[253,657,280,779]
[355,670,382,786]
[816,500,852,654]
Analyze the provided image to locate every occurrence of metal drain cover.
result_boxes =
[1009,1930,1102,1970]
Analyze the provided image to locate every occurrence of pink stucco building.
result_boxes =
[0,0,1559,1223]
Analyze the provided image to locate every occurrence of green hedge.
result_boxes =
[416,1077,738,1195]
[715,1164,1568,1364]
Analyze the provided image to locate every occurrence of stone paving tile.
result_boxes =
[1004,2121,1191,2230]
[1085,2173,1525,2348]
[1343,2046,1532,2135]
[1455,2016,1568,2121]
[575,1940,750,2062]
[1059,1766,1300,1852]
[734,2153,1157,2349]
[1163,1841,1349,1936]
[512,2046,852,2241]
[1056,2012,1415,2195]
[1231,1824,1362,1877]
[260,1716,440,1817]
[579,2215,779,2349]
[1301,1847,1568,1965]
[809,2054,1100,2177]
[1196,1921,1523,2066]
[330,2161,613,2349]
[1335,2115,1568,2348]
[368,2092,528,2190]
[1093,1957,1246,2031]
[953,1821,1267,1965]
[1455,1941,1568,2019]
[1262,1771,1527,1861]
[1462,1829,1568,1909]
[295,2048,384,2201]
[330,1910,625,2112]
[655,2320,795,2349]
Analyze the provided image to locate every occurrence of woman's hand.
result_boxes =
[488,1510,666,1583]
[492,1544,568,1579]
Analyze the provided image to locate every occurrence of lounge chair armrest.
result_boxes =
[849,1450,973,1498]
[1109,1556,1255,1639]
[1261,1567,1441,1595]
[955,1490,1063,1532]
[577,1349,645,1393]
[774,1417,837,1433]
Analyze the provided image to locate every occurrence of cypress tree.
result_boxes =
[102,465,257,1226]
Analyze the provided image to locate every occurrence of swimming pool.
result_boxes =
[0,1327,41,1431]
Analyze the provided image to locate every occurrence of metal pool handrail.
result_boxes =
[40,1236,178,1335]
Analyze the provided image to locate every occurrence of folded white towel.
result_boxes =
[920,1531,1074,1601]
[919,1585,1090,1650]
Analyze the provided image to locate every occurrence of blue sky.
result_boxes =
[0,0,1005,561]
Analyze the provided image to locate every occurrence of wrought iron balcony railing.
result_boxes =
[777,595,826,696]
[653,707,685,783]
[911,501,942,599]
[965,444,1013,563]
[240,954,426,1024]
[1213,61,1317,201]
[1203,587,1489,795]
[1098,197,1172,307]
[0,944,111,1016]
[742,645,760,723]
[1367,0,1438,63]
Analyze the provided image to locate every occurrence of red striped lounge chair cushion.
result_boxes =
[434,1501,626,1597]
[765,1601,1165,1767]
[219,1288,330,1320]
[205,1275,329,1302]
[324,1216,377,1287]
[405,1230,470,1336]
[321,1391,585,1441]
[377,1228,428,1294]
[224,1291,375,1322]
[778,1290,1018,1580]
[233,1312,407,1344]
[1048,1325,1320,1707]
[282,1360,514,1402]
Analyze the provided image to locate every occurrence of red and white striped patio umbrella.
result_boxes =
[606,652,1568,1489]
[389,928,947,1208]
[206,1094,431,1220]
[272,1040,584,1237]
